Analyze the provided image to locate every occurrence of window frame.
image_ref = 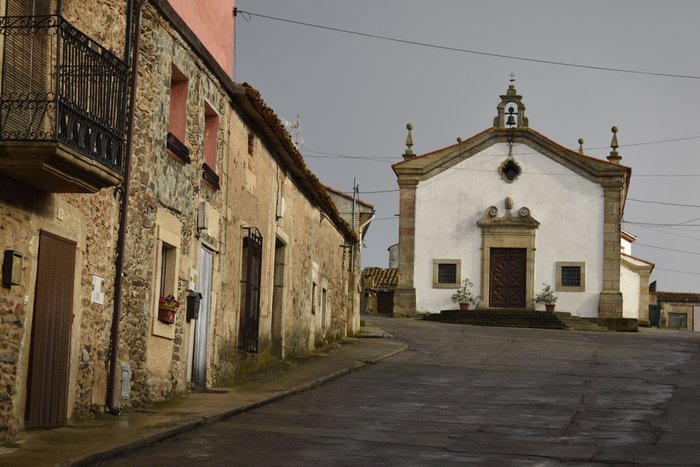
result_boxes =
[555,261,585,292]
[432,259,461,289]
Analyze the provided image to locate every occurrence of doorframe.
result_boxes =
[191,245,213,388]
[271,232,288,358]
[477,200,539,310]
[25,230,77,428]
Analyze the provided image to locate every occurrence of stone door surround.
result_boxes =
[477,197,539,310]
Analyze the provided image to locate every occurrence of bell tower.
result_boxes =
[493,75,528,129]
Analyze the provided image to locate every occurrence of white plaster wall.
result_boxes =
[621,237,632,255]
[620,263,641,319]
[413,141,605,317]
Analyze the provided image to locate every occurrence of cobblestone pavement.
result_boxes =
[98,317,700,466]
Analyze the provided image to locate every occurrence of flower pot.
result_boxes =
[158,305,177,324]
[545,304,556,312]
[459,303,470,311]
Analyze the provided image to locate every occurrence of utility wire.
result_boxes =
[627,198,700,208]
[655,267,700,276]
[634,243,700,255]
[627,223,700,241]
[236,10,700,80]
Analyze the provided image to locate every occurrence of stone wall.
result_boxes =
[0,179,120,440]
[0,0,354,442]
[0,0,127,442]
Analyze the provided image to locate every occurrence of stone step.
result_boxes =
[425,308,614,332]
[425,309,568,330]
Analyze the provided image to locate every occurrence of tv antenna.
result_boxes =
[280,115,303,150]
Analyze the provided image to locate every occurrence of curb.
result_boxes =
[68,342,407,466]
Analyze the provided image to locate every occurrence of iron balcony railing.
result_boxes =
[0,15,128,175]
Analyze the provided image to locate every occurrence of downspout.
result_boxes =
[107,0,145,415]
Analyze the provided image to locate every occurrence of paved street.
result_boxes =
[99,317,700,466]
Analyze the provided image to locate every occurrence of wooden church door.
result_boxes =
[489,248,526,308]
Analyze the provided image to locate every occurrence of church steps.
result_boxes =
[424,309,608,332]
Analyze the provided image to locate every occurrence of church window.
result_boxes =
[433,259,461,288]
[499,158,521,183]
[556,262,585,292]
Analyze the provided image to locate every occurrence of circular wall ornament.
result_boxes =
[499,158,521,183]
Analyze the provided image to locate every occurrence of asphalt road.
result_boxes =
[99,317,700,466]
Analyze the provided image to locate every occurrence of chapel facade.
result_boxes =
[392,84,641,321]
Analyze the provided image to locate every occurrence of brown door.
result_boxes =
[489,248,526,308]
[25,231,76,428]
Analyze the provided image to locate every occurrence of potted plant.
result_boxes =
[534,283,558,312]
[451,278,480,311]
[158,294,181,324]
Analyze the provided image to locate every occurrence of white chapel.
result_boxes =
[392,84,653,324]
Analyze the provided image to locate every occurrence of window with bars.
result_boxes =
[556,262,585,292]
[667,312,688,329]
[432,259,461,288]
[561,266,581,287]
[240,227,262,352]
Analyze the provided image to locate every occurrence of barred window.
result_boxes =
[432,259,461,288]
[438,264,457,284]
[561,266,581,287]
[556,262,585,292]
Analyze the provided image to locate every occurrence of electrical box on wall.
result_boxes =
[92,275,105,305]
[197,201,209,232]
[2,250,22,288]
[188,268,199,291]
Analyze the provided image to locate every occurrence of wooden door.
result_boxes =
[192,246,213,387]
[26,231,76,428]
[489,248,526,308]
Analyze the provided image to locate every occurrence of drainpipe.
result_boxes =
[107,0,145,416]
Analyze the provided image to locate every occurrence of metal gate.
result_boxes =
[668,312,688,330]
[26,231,76,428]
[192,246,213,387]
[242,227,262,352]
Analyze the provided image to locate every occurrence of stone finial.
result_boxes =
[403,123,415,160]
[607,126,621,164]
[578,138,584,154]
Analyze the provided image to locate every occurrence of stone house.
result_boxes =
[0,0,356,442]
[392,84,650,325]
[0,0,132,441]
[361,267,398,314]
[650,283,700,331]
[325,185,375,332]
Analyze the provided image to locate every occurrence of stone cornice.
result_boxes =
[392,127,631,191]
[477,202,540,230]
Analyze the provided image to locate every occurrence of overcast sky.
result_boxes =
[234,0,700,293]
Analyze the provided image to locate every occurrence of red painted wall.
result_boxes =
[168,0,235,75]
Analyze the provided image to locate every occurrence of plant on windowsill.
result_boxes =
[451,278,480,311]
[158,295,181,324]
[534,283,558,312]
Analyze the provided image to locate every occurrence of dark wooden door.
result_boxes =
[26,231,76,428]
[489,248,526,308]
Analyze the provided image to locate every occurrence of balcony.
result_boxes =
[0,15,128,192]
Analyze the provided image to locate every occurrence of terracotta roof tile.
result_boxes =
[362,267,398,290]
[656,292,700,303]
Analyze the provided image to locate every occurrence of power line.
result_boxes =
[627,198,700,208]
[655,267,700,276]
[634,243,700,255]
[237,10,700,80]
[627,223,700,241]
